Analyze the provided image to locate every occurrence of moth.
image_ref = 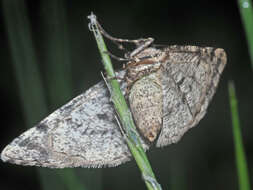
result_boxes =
[1,18,227,168]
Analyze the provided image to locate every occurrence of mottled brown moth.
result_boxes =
[1,17,227,168]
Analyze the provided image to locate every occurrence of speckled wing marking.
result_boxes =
[1,71,149,168]
[156,45,227,147]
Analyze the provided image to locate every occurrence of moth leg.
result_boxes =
[151,44,168,48]
[101,71,126,84]
[96,21,127,50]
[106,75,125,81]
[104,51,154,63]
[96,20,154,58]
[126,37,154,58]
[103,50,132,62]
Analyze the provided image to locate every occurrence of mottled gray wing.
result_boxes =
[156,46,226,147]
[1,71,149,168]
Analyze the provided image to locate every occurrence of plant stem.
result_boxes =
[88,13,162,190]
[228,82,251,190]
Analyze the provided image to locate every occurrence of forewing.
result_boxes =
[156,46,226,147]
[1,71,148,168]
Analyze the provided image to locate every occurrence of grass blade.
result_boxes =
[88,13,162,190]
[238,0,253,69]
[228,81,251,190]
[40,0,72,106]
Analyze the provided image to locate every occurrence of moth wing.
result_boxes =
[156,46,226,147]
[1,71,148,168]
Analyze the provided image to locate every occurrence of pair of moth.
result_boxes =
[1,16,227,168]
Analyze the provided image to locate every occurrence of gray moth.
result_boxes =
[1,45,227,168]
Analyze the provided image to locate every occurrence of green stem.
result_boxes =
[228,82,251,190]
[238,0,253,69]
[88,13,162,190]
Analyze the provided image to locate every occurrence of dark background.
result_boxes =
[0,0,252,190]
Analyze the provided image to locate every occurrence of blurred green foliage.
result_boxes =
[238,0,253,69]
[228,82,250,190]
